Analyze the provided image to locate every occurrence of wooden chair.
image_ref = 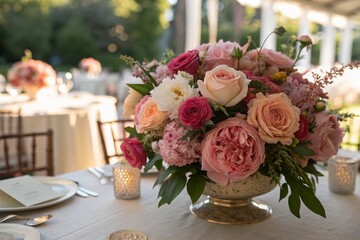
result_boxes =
[97,119,134,164]
[0,129,54,179]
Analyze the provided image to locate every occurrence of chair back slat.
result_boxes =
[97,119,134,164]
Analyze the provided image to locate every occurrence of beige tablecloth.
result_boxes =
[0,92,118,174]
[5,168,359,240]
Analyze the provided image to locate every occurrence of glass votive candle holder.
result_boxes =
[328,156,358,195]
[112,161,141,200]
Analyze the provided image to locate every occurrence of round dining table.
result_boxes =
[0,92,118,175]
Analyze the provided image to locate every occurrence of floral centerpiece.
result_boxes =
[79,57,102,76]
[7,51,56,99]
[120,27,357,219]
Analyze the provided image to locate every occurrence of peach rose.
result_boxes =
[197,65,250,107]
[134,96,168,133]
[247,93,300,145]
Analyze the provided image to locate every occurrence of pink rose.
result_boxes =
[201,117,265,185]
[197,64,250,107]
[120,137,147,169]
[295,115,309,141]
[247,93,300,145]
[134,96,169,133]
[309,113,344,162]
[198,40,245,71]
[178,97,212,129]
[167,50,200,75]
[159,122,201,166]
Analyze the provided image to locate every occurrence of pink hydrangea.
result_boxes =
[281,73,327,111]
[158,122,201,166]
[201,117,265,185]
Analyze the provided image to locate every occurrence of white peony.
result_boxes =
[151,71,199,119]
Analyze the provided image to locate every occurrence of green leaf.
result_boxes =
[288,191,301,218]
[144,154,162,173]
[127,83,153,95]
[297,184,326,218]
[137,64,158,87]
[284,172,326,218]
[154,166,177,187]
[158,173,186,207]
[187,174,206,203]
[231,47,243,59]
[279,183,288,202]
[124,126,140,139]
[290,144,315,156]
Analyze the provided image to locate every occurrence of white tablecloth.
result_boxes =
[0,92,118,174]
[5,168,359,240]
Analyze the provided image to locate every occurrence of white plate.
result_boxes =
[0,177,77,212]
[0,223,43,240]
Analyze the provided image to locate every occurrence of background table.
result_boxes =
[0,92,118,174]
[10,167,360,240]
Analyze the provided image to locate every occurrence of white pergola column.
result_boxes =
[339,20,354,64]
[260,0,276,50]
[297,9,312,70]
[185,0,202,51]
[207,0,219,44]
[319,15,336,66]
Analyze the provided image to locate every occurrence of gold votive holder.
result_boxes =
[112,161,141,199]
[328,156,358,195]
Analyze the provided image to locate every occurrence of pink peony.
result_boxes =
[120,138,147,169]
[158,122,201,166]
[308,112,344,162]
[198,40,247,71]
[201,117,265,185]
[167,50,200,75]
[247,93,300,145]
[239,49,294,75]
[178,97,212,129]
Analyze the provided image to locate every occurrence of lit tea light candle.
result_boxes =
[112,161,141,199]
[328,156,358,195]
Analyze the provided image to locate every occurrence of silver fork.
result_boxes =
[88,167,108,184]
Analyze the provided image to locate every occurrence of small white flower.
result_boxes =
[151,72,198,119]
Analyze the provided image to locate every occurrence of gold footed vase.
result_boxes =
[190,172,277,224]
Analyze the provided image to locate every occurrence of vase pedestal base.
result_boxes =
[190,197,272,224]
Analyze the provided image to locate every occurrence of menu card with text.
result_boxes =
[0,175,62,207]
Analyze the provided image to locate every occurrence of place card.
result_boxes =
[0,175,62,207]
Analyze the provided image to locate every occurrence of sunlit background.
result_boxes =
[0,0,359,149]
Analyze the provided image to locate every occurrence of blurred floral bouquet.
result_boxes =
[8,51,56,92]
[121,27,357,218]
[79,57,102,75]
